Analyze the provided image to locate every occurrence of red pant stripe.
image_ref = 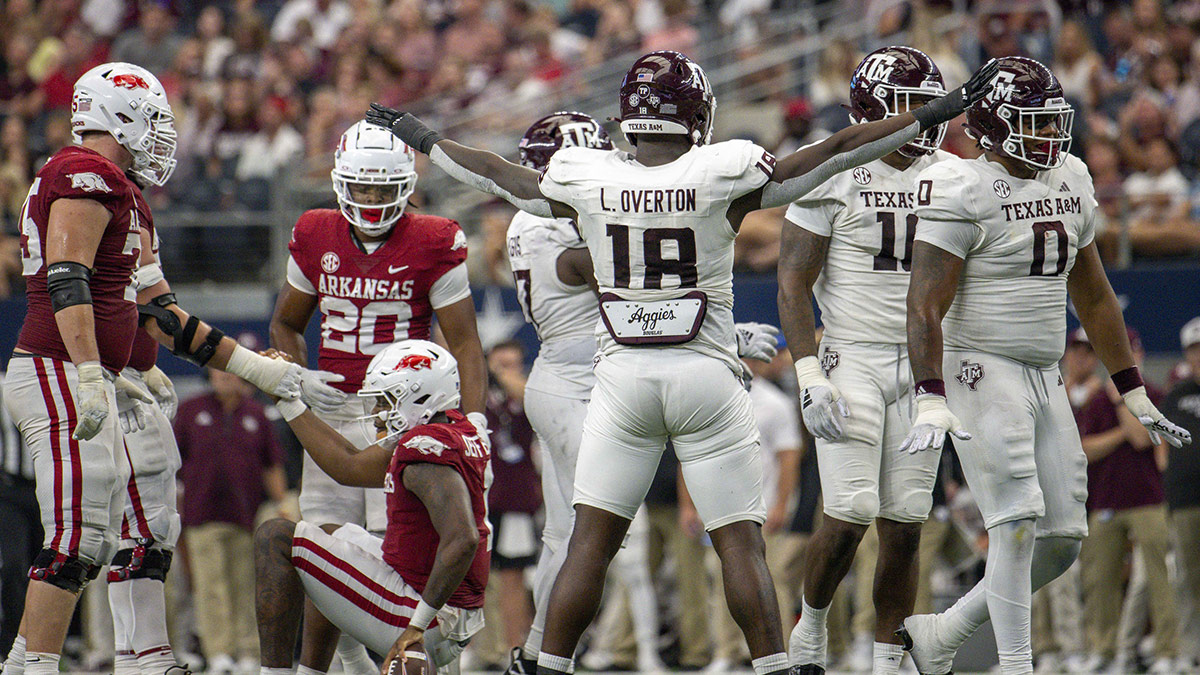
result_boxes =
[33,357,66,552]
[52,361,84,553]
[123,439,153,540]
[292,535,420,610]
[292,556,410,628]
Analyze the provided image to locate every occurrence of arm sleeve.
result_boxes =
[913,162,982,258]
[429,262,471,309]
[286,255,317,295]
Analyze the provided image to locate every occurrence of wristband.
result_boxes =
[1111,366,1144,396]
[914,379,946,398]
[793,355,826,388]
[409,599,438,631]
[276,397,307,422]
[395,114,444,155]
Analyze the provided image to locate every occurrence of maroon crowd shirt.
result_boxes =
[174,392,283,531]
[384,409,491,609]
[17,146,142,371]
[485,390,542,515]
[1077,383,1166,512]
[288,210,467,392]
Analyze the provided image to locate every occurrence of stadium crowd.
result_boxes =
[1,1,1200,674]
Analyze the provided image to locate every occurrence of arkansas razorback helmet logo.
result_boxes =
[394,354,433,371]
[111,73,150,90]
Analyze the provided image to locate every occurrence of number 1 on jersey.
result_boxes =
[606,223,698,289]
[874,211,918,272]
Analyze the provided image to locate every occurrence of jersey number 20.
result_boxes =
[606,224,698,289]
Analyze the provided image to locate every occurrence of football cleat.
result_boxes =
[896,615,955,675]
[789,665,825,674]
[503,647,537,675]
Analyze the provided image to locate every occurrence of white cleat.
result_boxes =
[895,615,956,675]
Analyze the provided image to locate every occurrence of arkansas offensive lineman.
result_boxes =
[776,46,955,675]
[256,340,489,675]
[899,57,1190,675]
[504,111,779,675]
[366,50,999,675]
[269,120,487,675]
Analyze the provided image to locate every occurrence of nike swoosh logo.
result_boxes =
[388,265,409,274]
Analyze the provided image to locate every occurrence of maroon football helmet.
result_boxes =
[848,46,947,158]
[618,51,715,146]
[965,56,1073,170]
[518,111,614,171]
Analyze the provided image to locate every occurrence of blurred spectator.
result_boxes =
[234,95,303,201]
[1125,137,1189,222]
[221,9,268,81]
[1076,328,1178,673]
[194,77,259,209]
[441,0,504,67]
[111,2,181,74]
[482,341,540,662]
[1160,318,1200,671]
[271,0,351,51]
[0,34,42,119]
[1053,20,1102,109]
[195,5,234,81]
[80,0,128,39]
[38,22,107,111]
[467,202,516,287]
[0,371,37,656]
[175,368,289,674]
[642,0,698,55]
[774,97,823,155]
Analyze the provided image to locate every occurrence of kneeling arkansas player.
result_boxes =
[256,340,490,675]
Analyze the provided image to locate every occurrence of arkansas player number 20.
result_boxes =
[320,297,414,354]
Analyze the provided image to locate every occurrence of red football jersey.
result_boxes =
[383,409,492,609]
[288,210,468,392]
[16,146,142,371]
[127,182,159,372]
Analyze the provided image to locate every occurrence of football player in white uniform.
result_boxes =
[777,46,955,675]
[898,56,1191,675]
[503,111,779,675]
[365,50,998,675]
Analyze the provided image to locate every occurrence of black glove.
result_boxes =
[911,59,1001,130]
[364,103,444,155]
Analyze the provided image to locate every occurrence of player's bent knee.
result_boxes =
[1033,535,1081,583]
[28,549,102,593]
[107,542,173,583]
[828,491,880,526]
[255,518,298,556]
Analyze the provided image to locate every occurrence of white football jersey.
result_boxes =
[785,149,955,345]
[538,141,774,372]
[914,154,1099,367]
[506,210,600,399]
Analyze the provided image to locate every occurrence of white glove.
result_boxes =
[899,394,972,454]
[225,345,302,399]
[794,355,850,441]
[114,374,154,434]
[300,369,347,415]
[142,365,177,420]
[735,322,781,362]
[73,362,110,441]
[466,411,491,451]
[1123,386,1192,447]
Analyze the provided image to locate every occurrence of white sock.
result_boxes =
[126,578,176,675]
[520,632,541,662]
[114,652,139,675]
[25,653,59,675]
[261,668,294,675]
[751,652,788,675]
[296,666,324,675]
[335,635,375,675]
[985,520,1036,675]
[789,597,829,667]
[536,652,574,674]
[4,636,27,675]
[873,642,904,675]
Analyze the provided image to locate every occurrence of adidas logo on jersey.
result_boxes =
[1060,182,1070,192]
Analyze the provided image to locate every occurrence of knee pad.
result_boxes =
[1031,535,1082,590]
[28,549,101,593]
[831,491,880,525]
[108,540,174,583]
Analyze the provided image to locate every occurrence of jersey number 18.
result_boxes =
[606,224,698,289]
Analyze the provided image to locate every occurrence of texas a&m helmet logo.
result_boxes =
[394,354,433,371]
[821,349,840,377]
[956,360,984,391]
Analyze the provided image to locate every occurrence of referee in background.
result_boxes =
[0,370,38,658]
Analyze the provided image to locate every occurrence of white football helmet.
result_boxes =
[332,120,418,237]
[71,62,177,186]
[359,340,461,444]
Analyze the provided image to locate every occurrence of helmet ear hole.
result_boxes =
[414,394,430,405]
[116,112,133,123]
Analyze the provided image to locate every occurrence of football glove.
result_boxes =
[73,362,110,441]
[794,355,850,441]
[114,373,154,434]
[299,369,347,415]
[899,394,972,454]
[365,104,444,154]
[142,365,177,420]
[466,411,491,452]
[1123,386,1192,447]
[912,59,1001,128]
[735,322,781,362]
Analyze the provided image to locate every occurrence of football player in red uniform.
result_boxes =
[256,341,490,675]
[269,120,487,675]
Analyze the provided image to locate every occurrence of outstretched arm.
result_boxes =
[1068,242,1191,446]
[276,401,392,487]
[364,105,574,220]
